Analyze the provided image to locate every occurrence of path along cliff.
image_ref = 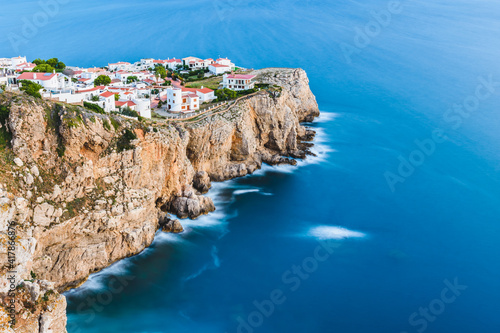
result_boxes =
[0,68,319,332]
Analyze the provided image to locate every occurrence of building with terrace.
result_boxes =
[222,73,256,91]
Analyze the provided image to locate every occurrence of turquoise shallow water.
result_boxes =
[2,1,500,332]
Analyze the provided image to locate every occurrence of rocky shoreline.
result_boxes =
[0,68,319,332]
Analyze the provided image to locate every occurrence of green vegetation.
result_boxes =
[94,75,111,86]
[110,117,120,131]
[19,80,43,98]
[103,119,111,130]
[0,105,12,149]
[91,95,100,101]
[42,290,55,302]
[126,76,138,83]
[116,129,137,152]
[154,65,167,78]
[121,106,139,118]
[64,197,88,219]
[185,75,222,90]
[33,64,55,72]
[32,58,66,72]
[83,101,105,114]
[214,87,259,102]
[59,104,83,130]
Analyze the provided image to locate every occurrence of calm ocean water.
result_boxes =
[2,1,500,332]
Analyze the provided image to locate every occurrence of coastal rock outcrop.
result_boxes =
[192,171,211,194]
[0,68,319,332]
[159,212,183,233]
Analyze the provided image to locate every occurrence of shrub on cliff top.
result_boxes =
[19,80,43,99]
[0,105,12,148]
[83,101,105,114]
[116,128,137,152]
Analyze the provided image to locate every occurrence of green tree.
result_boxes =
[32,58,45,65]
[121,106,139,118]
[94,75,111,86]
[33,64,55,72]
[114,94,120,101]
[154,65,167,78]
[126,76,138,84]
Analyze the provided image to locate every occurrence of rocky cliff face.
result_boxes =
[0,68,319,332]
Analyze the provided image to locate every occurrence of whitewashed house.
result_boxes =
[165,87,200,112]
[183,57,205,69]
[165,58,182,70]
[216,58,235,68]
[99,91,116,112]
[182,87,215,103]
[222,74,256,91]
[108,61,132,71]
[209,63,231,75]
[15,62,36,71]
[17,72,61,90]
[11,56,27,68]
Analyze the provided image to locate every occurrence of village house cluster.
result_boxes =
[0,56,257,119]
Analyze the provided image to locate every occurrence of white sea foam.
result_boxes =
[306,111,340,123]
[233,189,260,195]
[308,225,366,240]
[66,258,134,294]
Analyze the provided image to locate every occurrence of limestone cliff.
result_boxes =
[0,68,319,332]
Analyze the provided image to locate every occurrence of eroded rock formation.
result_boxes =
[0,68,319,332]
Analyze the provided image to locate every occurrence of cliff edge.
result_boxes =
[0,68,319,332]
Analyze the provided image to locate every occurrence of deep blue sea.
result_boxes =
[2,1,500,332]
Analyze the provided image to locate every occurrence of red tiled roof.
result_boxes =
[197,87,213,94]
[210,64,229,68]
[76,87,100,93]
[116,101,136,107]
[226,74,256,80]
[100,91,115,98]
[17,72,56,81]
[182,87,213,94]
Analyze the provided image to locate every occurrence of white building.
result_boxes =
[216,58,235,68]
[222,74,256,91]
[108,61,132,71]
[165,58,182,70]
[165,87,199,112]
[183,57,205,69]
[17,72,63,90]
[182,87,215,103]
[11,56,27,68]
[209,63,231,75]
[99,91,116,112]
[133,98,152,118]
[15,62,36,71]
